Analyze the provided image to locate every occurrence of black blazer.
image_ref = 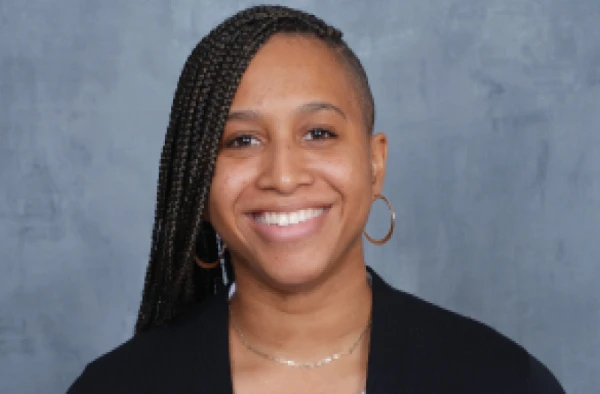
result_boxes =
[68,267,565,393]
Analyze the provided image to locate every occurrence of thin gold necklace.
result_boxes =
[229,306,372,369]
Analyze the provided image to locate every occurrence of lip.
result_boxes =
[246,203,332,214]
[246,206,331,243]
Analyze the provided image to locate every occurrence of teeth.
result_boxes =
[255,208,325,226]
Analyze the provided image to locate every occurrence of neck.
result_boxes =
[228,257,372,361]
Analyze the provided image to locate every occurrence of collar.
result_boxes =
[365,266,409,393]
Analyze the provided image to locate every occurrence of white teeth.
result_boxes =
[255,208,325,226]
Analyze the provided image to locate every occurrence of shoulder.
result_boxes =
[373,274,564,392]
[392,286,523,359]
[67,295,229,394]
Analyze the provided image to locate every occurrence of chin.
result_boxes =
[256,256,333,292]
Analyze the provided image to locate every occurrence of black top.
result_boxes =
[68,267,565,393]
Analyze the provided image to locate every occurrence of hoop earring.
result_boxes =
[363,194,395,245]
[195,244,227,269]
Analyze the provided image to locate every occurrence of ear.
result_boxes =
[370,132,388,197]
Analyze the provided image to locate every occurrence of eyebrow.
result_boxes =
[227,101,347,121]
[298,101,347,119]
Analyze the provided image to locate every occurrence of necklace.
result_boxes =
[229,306,372,369]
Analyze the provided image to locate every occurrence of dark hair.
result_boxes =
[135,5,375,333]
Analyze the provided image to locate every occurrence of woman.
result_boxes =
[68,5,565,394]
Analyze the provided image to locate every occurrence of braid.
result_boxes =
[135,5,375,333]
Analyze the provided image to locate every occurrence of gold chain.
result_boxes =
[229,306,372,369]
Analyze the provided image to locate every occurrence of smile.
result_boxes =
[248,206,331,242]
[252,208,326,227]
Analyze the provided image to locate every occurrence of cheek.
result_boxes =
[208,158,252,227]
[317,148,372,199]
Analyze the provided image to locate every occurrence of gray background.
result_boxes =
[1,0,598,392]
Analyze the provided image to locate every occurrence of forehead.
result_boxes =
[231,34,358,109]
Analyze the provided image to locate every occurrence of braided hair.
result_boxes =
[135,5,375,334]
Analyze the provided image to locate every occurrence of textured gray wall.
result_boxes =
[1,0,598,393]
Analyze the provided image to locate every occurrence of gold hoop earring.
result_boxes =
[195,245,227,269]
[363,194,395,245]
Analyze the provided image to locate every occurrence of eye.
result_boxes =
[304,127,337,141]
[224,134,260,148]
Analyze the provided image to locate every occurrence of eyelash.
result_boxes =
[224,128,337,148]
[304,127,337,141]
[225,134,259,148]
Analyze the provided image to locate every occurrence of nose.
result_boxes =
[256,139,313,194]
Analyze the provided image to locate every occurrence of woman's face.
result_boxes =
[209,34,387,290]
